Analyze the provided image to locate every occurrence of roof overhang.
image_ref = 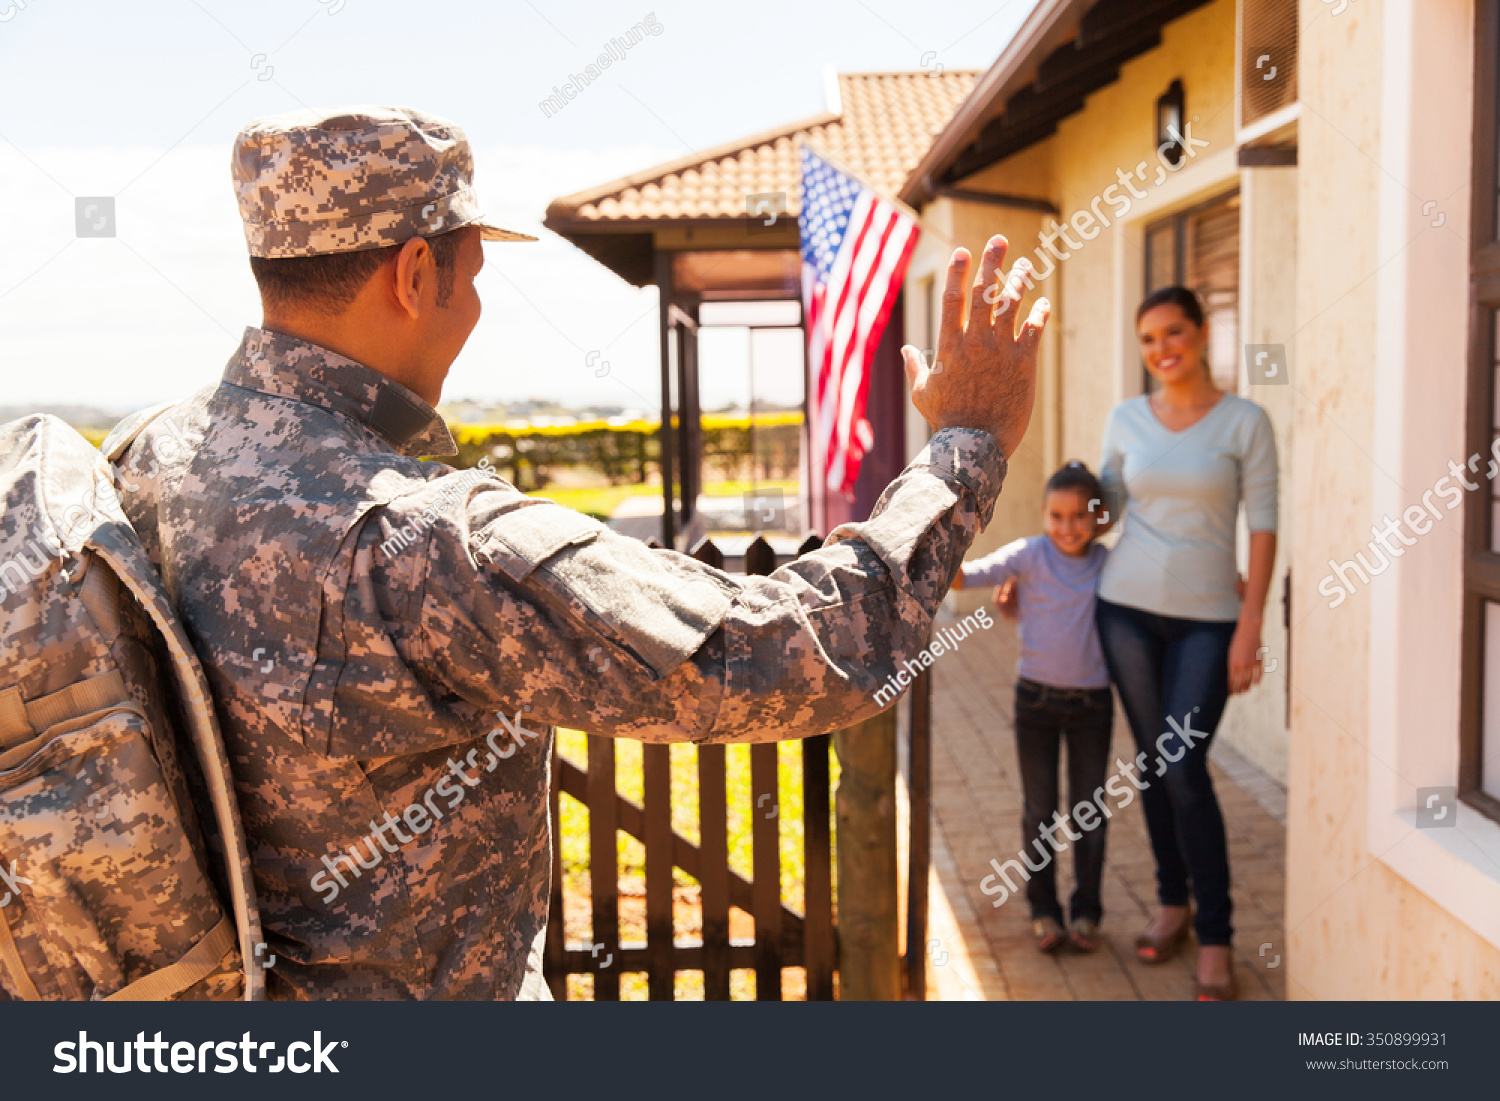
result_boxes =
[546,70,979,288]
[542,112,831,288]
[900,0,1215,206]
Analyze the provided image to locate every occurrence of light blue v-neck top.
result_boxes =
[1097,393,1278,622]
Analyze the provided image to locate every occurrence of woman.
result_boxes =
[1095,285,1278,1001]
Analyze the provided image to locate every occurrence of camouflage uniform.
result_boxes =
[104,107,1008,1000]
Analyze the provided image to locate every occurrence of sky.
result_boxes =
[0,0,1036,415]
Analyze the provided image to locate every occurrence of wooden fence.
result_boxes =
[543,533,840,1000]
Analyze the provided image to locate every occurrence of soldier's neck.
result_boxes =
[259,311,441,408]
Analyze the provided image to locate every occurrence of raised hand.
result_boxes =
[901,235,1051,459]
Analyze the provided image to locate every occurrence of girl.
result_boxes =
[953,461,1111,953]
[1095,284,1279,1001]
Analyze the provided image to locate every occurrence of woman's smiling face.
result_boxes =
[1137,303,1208,386]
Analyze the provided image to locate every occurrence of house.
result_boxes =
[544,69,978,542]
[903,0,1500,997]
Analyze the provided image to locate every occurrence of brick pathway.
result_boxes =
[919,609,1287,1001]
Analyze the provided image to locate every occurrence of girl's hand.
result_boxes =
[1227,622,1264,695]
[994,578,1019,620]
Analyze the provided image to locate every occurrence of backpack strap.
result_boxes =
[101,401,174,466]
[104,914,236,1001]
[86,539,265,1001]
[0,901,235,1003]
[0,670,129,754]
[0,908,41,1001]
[0,688,30,749]
[91,415,266,1002]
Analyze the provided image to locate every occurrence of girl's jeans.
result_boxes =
[1012,678,1114,925]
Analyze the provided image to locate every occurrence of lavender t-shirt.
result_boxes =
[961,535,1109,689]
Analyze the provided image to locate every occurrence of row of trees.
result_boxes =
[450,413,802,492]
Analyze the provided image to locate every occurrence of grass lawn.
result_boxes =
[530,479,799,523]
[554,729,840,1001]
[526,484,658,521]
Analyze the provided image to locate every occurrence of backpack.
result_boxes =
[0,413,263,1001]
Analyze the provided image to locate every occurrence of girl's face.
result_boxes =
[1044,489,1098,558]
[1136,303,1208,387]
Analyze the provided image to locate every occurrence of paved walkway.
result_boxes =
[918,608,1287,1001]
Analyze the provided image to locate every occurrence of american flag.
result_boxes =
[799,144,921,496]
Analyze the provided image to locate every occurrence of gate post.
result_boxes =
[834,709,900,1000]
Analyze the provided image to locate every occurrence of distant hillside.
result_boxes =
[0,404,138,430]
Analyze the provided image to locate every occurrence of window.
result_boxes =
[1460,0,1500,822]
[1140,190,1241,393]
[918,273,936,360]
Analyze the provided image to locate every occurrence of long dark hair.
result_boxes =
[1135,284,1204,327]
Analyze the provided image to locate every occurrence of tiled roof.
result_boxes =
[545,70,979,225]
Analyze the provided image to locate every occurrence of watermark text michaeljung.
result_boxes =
[539,13,664,118]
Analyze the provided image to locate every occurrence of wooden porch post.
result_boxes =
[671,302,702,531]
[904,663,932,999]
[834,709,900,1000]
[654,248,676,548]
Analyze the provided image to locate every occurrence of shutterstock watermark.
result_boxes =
[538,12,664,118]
[0,858,33,906]
[978,710,1207,908]
[310,707,544,903]
[873,607,994,708]
[1318,442,1500,608]
[54,1031,344,1074]
[0,0,39,23]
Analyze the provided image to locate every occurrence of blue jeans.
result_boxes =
[1095,598,1237,946]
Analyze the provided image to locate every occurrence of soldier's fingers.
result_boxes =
[991,259,1034,338]
[969,236,1009,334]
[939,247,972,340]
[900,345,925,390]
[1017,297,1052,350]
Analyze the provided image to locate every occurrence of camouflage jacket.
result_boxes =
[105,327,1005,1000]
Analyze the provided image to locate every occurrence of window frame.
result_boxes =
[1140,188,1241,395]
[1460,0,1500,824]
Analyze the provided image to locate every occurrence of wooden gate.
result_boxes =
[543,534,838,1000]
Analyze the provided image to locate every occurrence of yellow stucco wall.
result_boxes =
[976,0,1241,466]
[903,0,1500,1000]
[1286,0,1500,1000]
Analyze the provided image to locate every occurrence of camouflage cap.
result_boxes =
[232,105,537,258]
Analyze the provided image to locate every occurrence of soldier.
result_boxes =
[105,105,1049,1000]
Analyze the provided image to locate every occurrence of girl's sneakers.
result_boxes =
[1068,919,1100,953]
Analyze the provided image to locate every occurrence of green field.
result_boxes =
[530,478,798,522]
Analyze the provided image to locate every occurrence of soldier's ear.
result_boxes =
[391,236,434,320]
